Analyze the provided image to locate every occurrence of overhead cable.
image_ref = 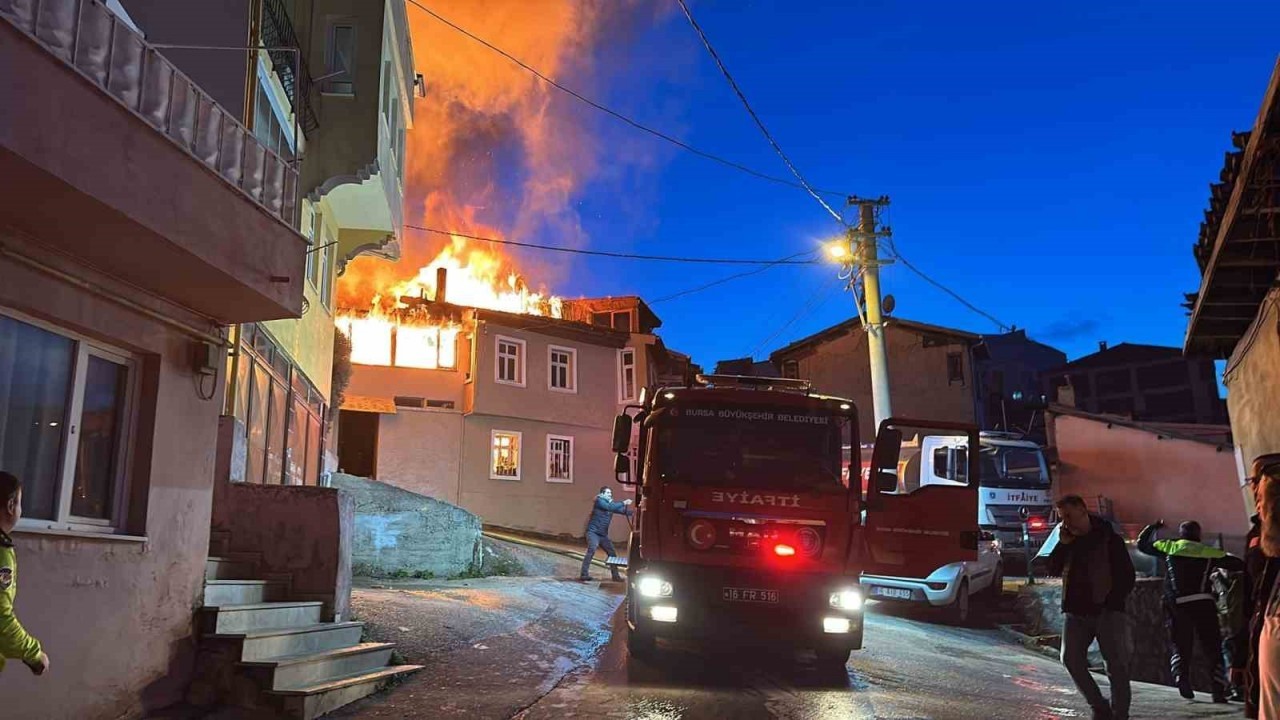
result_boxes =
[884,236,1011,332]
[651,250,819,303]
[674,0,845,224]
[405,0,849,198]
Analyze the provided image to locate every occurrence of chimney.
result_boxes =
[436,268,448,304]
[1098,340,1108,352]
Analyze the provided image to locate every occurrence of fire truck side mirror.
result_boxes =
[613,453,634,484]
[870,427,903,494]
[611,414,632,454]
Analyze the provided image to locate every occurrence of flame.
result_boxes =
[335,0,658,367]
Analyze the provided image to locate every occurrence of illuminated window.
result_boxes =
[395,325,458,370]
[496,336,525,386]
[549,346,576,393]
[491,430,521,480]
[547,435,573,483]
[618,348,637,402]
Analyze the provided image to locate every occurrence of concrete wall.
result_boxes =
[330,474,481,578]
[1049,412,1247,554]
[1224,289,1280,516]
[212,483,354,621]
[346,360,468,410]
[375,408,464,504]
[778,324,976,442]
[461,415,629,541]
[0,238,222,719]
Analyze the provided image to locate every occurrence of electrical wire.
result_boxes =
[405,0,849,199]
[674,0,845,225]
[883,235,1012,332]
[404,224,821,265]
[749,277,842,358]
[650,249,819,303]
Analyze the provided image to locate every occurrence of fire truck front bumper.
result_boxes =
[627,563,864,651]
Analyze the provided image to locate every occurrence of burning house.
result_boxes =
[336,238,692,540]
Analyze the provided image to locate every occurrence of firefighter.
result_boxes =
[1138,518,1243,703]
[579,486,632,582]
[0,471,48,675]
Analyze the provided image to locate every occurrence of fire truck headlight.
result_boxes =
[823,617,852,634]
[638,576,673,598]
[828,588,863,611]
[650,605,678,623]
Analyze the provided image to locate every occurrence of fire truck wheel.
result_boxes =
[944,578,971,626]
[628,627,656,659]
[815,647,851,671]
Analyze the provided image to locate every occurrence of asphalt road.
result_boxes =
[335,541,1235,720]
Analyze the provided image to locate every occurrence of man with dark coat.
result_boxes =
[1049,494,1137,720]
[580,486,632,582]
[1138,519,1243,703]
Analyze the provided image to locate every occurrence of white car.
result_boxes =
[859,532,1003,625]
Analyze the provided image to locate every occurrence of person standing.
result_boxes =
[1137,519,1241,703]
[0,471,48,675]
[1247,457,1279,718]
[1254,456,1280,719]
[1048,494,1136,720]
[580,486,632,582]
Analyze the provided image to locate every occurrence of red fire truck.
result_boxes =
[611,374,980,667]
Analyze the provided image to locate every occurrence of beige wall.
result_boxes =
[346,360,467,408]
[0,240,219,719]
[472,321,626,427]
[376,409,464,504]
[780,325,975,442]
[1224,289,1280,515]
[1050,413,1246,552]
[460,415,628,541]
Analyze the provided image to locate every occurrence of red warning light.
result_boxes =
[1028,518,1047,531]
[774,543,797,557]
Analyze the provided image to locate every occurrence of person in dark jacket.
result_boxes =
[1138,519,1243,703]
[580,486,632,582]
[1048,494,1136,720]
[1246,509,1271,718]
[1248,454,1280,719]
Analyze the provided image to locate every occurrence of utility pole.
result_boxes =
[850,196,893,429]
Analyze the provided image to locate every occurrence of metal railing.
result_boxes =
[0,0,298,227]
[260,0,318,135]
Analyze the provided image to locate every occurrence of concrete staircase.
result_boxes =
[194,535,421,719]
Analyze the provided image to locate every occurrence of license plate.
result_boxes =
[722,587,779,603]
[872,586,912,600]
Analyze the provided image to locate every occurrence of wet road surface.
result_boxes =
[335,542,1234,720]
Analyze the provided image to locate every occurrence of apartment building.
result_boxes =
[339,296,688,539]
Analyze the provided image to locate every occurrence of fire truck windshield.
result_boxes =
[979,445,1049,489]
[647,406,846,494]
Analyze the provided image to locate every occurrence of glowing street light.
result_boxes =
[824,240,852,262]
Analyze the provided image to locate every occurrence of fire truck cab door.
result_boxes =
[861,418,980,580]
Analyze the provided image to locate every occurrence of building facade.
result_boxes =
[0,2,305,716]
[1184,58,1280,519]
[338,296,684,540]
[121,0,416,487]
[1042,342,1226,425]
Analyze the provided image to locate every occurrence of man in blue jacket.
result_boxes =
[580,486,632,582]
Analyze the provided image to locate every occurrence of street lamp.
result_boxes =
[824,240,852,262]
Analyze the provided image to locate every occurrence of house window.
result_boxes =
[395,325,458,370]
[491,430,521,480]
[619,348,637,402]
[547,435,573,483]
[782,359,799,379]
[323,21,357,95]
[496,336,525,386]
[592,310,633,332]
[393,396,425,409]
[251,69,294,161]
[549,346,576,393]
[0,310,136,531]
[946,352,965,385]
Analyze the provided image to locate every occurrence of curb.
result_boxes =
[996,623,1060,661]
[484,531,615,572]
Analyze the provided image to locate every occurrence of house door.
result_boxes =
[338,409,379,478]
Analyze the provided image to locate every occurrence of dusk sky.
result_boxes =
[402,1,1280,371]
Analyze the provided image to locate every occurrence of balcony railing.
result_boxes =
[260,0,318,135]
[0,0,298,227]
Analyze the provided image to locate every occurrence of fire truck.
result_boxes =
[610,374,980,667]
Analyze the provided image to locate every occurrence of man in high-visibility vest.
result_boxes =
[0,471,48,675]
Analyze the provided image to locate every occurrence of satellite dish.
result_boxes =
[882,294,897,315]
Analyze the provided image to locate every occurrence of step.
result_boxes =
[204,601,324,634]
[212,622,366,662]
[204,580,283,606]
[206,557,257,581]
[271,665,423,720]
[245,643,395,691]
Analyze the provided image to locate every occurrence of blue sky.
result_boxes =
[482,2,1280,369]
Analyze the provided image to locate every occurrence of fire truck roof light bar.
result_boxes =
[693,374,812,393]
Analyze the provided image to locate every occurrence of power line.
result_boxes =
[674,0,845,225]
[883,236,1012,332]
[650,249,818,304]
[749,277,842,357]
[404,224,821,266]
[405,0,849,199]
